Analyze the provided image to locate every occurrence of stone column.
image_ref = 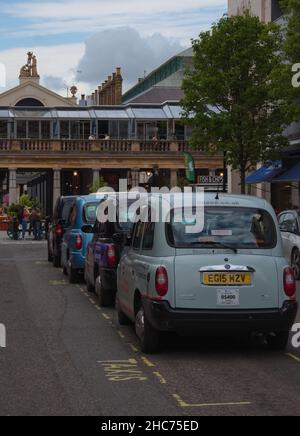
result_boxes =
[53,169,61,211]
[93,169,101,185]
[227,166,232,194]
[9,169,18,205]
[170,170,178,188]
[131,169,140,188]
[291,183,300,208]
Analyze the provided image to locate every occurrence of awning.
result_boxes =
[273,162,300,182]
[246,161,282,184]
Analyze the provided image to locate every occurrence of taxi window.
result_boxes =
[83,202,99,224]
[167,207,277,250]
[132,222,144,250]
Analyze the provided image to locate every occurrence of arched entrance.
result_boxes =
[15,98,44,107]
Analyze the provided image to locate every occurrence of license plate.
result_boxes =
[203,272,252,286]
[217,289,240,306]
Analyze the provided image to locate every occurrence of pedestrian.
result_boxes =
[30,207,42,241]
[17,206,30,240]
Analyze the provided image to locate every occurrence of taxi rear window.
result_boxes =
[166,207,277,250]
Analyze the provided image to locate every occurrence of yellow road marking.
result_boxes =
[173,394,251,408]
[102,313,111,320]
[129,344,139,352]
[153,371,167,384]
[98,359,147,382]
[89,298,96,305]
[117,330,125,339]
[97,359,137,364]
[286,353,300,363]
[49,280,67,286]
[141,357,155,368]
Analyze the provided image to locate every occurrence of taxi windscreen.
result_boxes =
[83,202,99,224]
[167,207,277,249]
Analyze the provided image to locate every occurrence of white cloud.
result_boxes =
[1,0,227,44]
[4,1,227,19]
[0,44,85,94]
[0,27,187,97]
[76,27,186,91]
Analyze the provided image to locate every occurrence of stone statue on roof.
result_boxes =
[19,51,39,78]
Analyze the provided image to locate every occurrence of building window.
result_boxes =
[174,121,185,141]
[28,120,40,139]
[109,120,118,139]
[80,121,91,139]
[0,120,7,138]
[98,120,109,139]
[119,121,129,139]
[60,121,69,139]
[17,120,27,138]
[41,121,51,139]
[70,121,79,139]
[157,121,167,140]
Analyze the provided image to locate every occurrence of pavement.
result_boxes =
[0,237,299,416]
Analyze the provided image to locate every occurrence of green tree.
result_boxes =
[280,0,300,63]
[89,177,108,193]
[181,13,299,193]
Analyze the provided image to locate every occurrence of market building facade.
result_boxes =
[0,52,225,215]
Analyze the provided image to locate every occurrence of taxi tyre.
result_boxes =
[135,302,161,354]
[291,248,300,281]
[53,254,61,268]
[116,299,130,326]
[48,249,53,263]
[95,275,114,307]
[266,331,290,350]
[85,269,95,293]
[68,261,79,284]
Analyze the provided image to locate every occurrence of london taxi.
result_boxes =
[116,193,298,353]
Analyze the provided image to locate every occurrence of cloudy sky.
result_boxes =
[0,0,227,96]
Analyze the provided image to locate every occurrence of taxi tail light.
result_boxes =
[75,234,83,250]
[107,245,116,267]
[284,267,296,299]
[55,223,63,238]
[155,267,168,297]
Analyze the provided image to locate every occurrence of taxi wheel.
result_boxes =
[68,261,79,284]
[53,254,61,268]
[135,303,161,354]
[116,299,130,326]
[85,270,94,293]
[266,331,289,350]
[291,249,300,280]
[95,275,114,307]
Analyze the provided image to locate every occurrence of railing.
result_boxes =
[60,140,91,152]
[0,139,202,154]
[0,140,10,151]
[140,141,171,153]
[21,140,52,152]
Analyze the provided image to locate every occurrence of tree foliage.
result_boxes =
[280,0,300,63]
[181,13,299,193]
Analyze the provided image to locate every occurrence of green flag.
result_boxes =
[183,152,196,183]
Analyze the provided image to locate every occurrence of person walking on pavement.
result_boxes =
[17,206,30,240]
[30,207,42,241]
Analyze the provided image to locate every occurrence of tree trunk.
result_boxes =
[240,166,246,195]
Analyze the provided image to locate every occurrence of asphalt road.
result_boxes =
[0,237,299,416]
